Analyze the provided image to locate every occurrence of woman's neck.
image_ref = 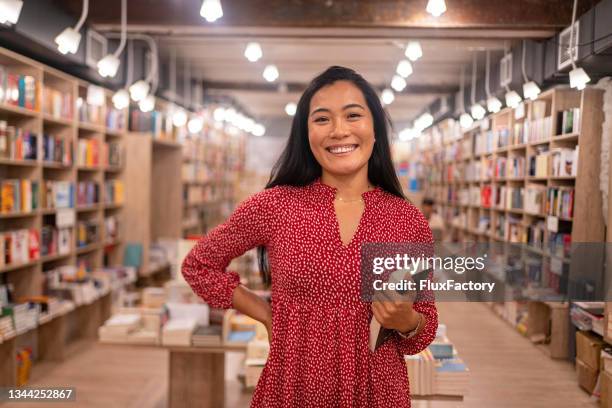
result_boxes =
[321,168,371,200]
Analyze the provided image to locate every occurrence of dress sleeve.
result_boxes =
[394,207,439,356]
[181,188,277,309]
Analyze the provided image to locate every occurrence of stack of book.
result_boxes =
[529,148,550,177]
[3,303,40,335]
[405,349,436,395]
[0,121,38,160]
[104,142,122,167]
[162,318,198,346]
[507,156,525,178]
[76,181,99,206]
[546,187,574,219]
[192,325,223,347]
[18,296,63,322]
[43,134,72,165]
[434,358,470,396]
[0,229,40,267]
[524,185,547,215]
[77,139,100,167]
[0,66,40,110]
[43,86,72,119]
[1,179,39,213]
[98,313,142,343]
[106,108,126,131]
[0,314,15,340]
[77,98,103,125]
[42,181,74,209]
[551,147,578,177]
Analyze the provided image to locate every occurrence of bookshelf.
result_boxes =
[395,87,606,359]
[0,46,129,386]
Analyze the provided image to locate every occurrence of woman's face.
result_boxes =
[308,80,375,178]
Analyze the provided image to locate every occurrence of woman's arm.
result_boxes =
[181,189,278,330]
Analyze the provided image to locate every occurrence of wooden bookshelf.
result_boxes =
[394,87,606,359]
[0,46,128,386]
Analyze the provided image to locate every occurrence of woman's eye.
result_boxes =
[314,116,329,123]
[347,113,362,119]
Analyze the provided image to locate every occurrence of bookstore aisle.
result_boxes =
[0,302,594,408]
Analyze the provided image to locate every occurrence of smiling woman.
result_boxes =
[181,66,437,408]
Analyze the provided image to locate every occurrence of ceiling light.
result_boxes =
[55,28,82,55]
[200,0,223,23]
[112,89,130,110]
[213,107,226,122]
[486,96,502,113]
[460,113,474,129]
[97,0,127,78]
[285,102,297,116]
[522,81,541,101]
[263,65,279,82]
[244,42,263,62]
[188,116,204,134]
[399,128,420,142]
[86,85,105,107]
[505,90,522,108]
[381,88,394,105]
[173,109,188,127]
[396,60,413,78]
[415,113,434,131]
[470,103,486,120]
[129,80,150,102]
[426,0,447,17]
[138,94,155,112]
[252,123,265,137]
[405,41,423,62]
[0,0,23,25]
[224,108,237,123]
[54,0,88,55]
[390,75,407,92]
[97,54,120,78]
[569,67,590,90]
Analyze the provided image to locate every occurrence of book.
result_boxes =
[0,180,39,214]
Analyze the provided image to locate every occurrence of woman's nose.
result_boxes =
[330,119,350,138]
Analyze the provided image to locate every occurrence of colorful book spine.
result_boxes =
[0,121,38,160]
[0,180,39,214]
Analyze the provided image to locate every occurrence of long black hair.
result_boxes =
[258,66,404,285]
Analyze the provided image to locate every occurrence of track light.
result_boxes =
[172,109,188,127]
[200,0,223,22]
[252,123,265,137]
[522,81,541,101]
[97,0,127,78]
[470,104,486,120]
[426,0,446,17]
[415,113,434,131]
[487,96,502,113]
[391,75,407,92]
[55,0,88,55]
[399,128,420,142]
[396,60,413,78]
[0,0,23,25]
[244,42,263,62]
[138,94,155,112]
[213,107,226,122]
[285,102,297,116]
[86,85,105,107]
[129,80,150,102]
[112,89,129,110]
[505,90,522,108]
[188,116,204,134]
[460,113,474,129]
[263,65,279,82]
[405,42,423,62]
[381,89,394,105]
[569,67,590,90]
[98,55,121,78]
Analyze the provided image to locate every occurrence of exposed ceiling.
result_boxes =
[52,0,596,126]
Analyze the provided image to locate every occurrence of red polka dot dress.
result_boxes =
[182,178,438,407]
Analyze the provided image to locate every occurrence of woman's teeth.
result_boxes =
[327,145,357,154]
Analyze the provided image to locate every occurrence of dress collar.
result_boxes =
[311,178,383,203]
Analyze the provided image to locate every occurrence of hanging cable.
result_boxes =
[569,0,578,69]
[521,40,529,82]
[471,52,477,106]
[485,50,491,98]
[74,0,89,31]
[112,0,127,57]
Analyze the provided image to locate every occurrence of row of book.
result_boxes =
[106,108,126,132]
[43,87,73,120]
[524,185,574,219]
[105,216,119,243]
[129,109,173,138]
[42,181,73,209]
[77,97,104,125]
[1,229,40,268]
[40,225,72,257]
[43,134,72,165]
[0,122,37,160]
[0,66,39,111]
[76,221,98,248]
[556,108,581,135]
[104,180,124,204]
[0,180,39,214]
[1,303,39,338]
[76,139,123,168]
[76,181,99,206]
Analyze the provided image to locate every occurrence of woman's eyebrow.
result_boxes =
[310,104,365,117]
